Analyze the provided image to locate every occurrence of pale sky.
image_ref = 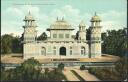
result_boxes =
[1,0,127,36]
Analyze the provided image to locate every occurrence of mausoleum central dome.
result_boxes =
[50,17,72,29]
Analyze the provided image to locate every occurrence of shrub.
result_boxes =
[58,63,65,70]
[80,65,86,70]
[88,67,123,80]
[1,59,67,81]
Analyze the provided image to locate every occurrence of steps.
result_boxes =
[73,69,100,81]
[62,69,80,81]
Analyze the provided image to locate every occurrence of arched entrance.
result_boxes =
[41,47,46,55]
[60,47,66,56]
[81,46,85,55]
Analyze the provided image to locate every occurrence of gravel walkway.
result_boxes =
[73,69,100,81]
[62,68,79,81]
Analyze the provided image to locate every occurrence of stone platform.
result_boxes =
[1,54,120,64]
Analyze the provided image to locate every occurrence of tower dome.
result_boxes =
[91,12,101,22]
[24,11,35,21]
[79,20,86,26]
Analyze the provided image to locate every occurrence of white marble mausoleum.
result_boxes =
[22,12,102,59]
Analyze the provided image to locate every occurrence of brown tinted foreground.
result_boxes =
[1,54,120,64]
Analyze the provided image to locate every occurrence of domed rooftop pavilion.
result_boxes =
[90,12,101,22]
[79,20,86,27]
[47,17,74,31]
[24,11,35,21]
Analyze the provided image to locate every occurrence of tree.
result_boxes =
[114,57,128,80]
[12,36,23,53]
[101,32,107,53]
[1,58,67,81]
[86,28,91,40]
[37,32,47,40]
[58,63,65,71]
[75,31,79,40]
[19,58,42,80]
[101,28,127,57]
[44,68,49,79]
[1,34,13,54]
[1,58,43,80]
[80,65,86,70]
[88,57,128,80]
[1,34,23,54]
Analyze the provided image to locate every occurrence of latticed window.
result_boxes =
[65,34,69,38]
[70,47,72,55]
[70,50,72,55]
[53,50,56,55]
[81,47,85,55]
[41,47,46,55]
[59,34,63,38]
[53,47,56,55]
[53,34,57,38]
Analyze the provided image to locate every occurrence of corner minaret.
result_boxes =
[23,11,37,43]
[78,20,86,41]
[89,12,102,58]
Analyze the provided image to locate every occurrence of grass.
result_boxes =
[88,67,121,80]
[71,70,85,81]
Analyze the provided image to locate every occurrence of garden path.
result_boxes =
[73,69,100,81]
[62,68,79,81]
